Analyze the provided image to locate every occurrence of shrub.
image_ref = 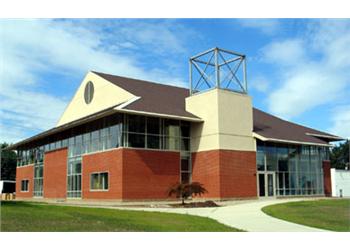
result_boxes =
[167,182,207,205]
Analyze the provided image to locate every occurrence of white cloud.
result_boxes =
[1,19,189,85]
[0,19,197,143]
[262,20,350,121]
[108,20,191,55]
[261,39,306,66]
[0,121,29,144]
[268,66,347,118]
[329,105,350,139]
[250,75,270,93]
[308,20,350,69]
[237,19,281,35]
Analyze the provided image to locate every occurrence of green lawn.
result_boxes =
[262,199,350,232]
[0,201,240,232]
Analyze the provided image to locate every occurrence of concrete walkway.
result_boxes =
[110,198,328,232]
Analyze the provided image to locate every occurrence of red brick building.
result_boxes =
[9,48,343,201]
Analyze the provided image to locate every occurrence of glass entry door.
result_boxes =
[258,171,276,197]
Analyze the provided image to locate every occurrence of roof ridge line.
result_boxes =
[91,71,189,91]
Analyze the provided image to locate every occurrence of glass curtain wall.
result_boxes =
[257,141,329,196]
[17,114,191,167]
[123,115,190,152]
[16,113,192,197]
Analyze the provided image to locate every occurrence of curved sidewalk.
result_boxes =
[115,198,328,232]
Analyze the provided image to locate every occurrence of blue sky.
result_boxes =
[1,18,350,143]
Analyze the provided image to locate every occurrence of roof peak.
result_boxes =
[92,71,189,91]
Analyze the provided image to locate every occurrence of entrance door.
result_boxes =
[258,172,276,197]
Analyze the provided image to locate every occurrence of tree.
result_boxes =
[167,182,207,205]
[1,142,17,180]
[330,140,350,170]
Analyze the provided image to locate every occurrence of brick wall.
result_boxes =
[43,148,68,199]
[192,149,257,199]
[219,150,257,198]
[191,150,221,198]
[82,149,123,199]
[122,148,180,200]
[323,160,332,197]
[16,165,34,198]
[15,148,257,201]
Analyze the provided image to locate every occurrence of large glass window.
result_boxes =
[256,141,328,196]
[91,130,99,152]
[146,117,161,149]
[33,162,43,197]
[67,157,82,198]
[147,117,160,134]
[163,119,180,150]
[33,147,44,197]
[83,132,91,153]
[266,145,277,171]
[122,115,190,152]
[147,135,160,149]
[128,115,145,133]
[181,155,191,184]
[128,133,145,148]
[90,172,109,191]
[256,151,265,171]
[180,122,190,138]
[164,119,180,137]
[17,113,190,167]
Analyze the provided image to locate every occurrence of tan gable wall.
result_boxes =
[56,72,136,126]
[186,88,256,152]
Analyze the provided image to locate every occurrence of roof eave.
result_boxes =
[305,132,345,141]
[252,132,332,147]
[6,106,120,150]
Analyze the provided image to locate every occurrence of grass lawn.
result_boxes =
[262,199,350,232]
[0,201,241,232]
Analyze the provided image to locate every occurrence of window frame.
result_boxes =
[21,179,29,192]
[90,172,109,192]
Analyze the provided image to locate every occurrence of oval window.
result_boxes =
[84,81,94,104]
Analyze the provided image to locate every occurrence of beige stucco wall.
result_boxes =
[186,88,256,152]
[56,72,136,126]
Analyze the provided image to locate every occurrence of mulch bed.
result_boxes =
[170,200,220,208]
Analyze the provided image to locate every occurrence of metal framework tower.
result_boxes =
[189,47,247,95]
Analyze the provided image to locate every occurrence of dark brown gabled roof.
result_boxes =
[93,71,199,119]
[8,72,343,150]
[253,108,343,145]
[95,71,342,145]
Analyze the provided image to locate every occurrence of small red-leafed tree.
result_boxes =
[167,182,207,205]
